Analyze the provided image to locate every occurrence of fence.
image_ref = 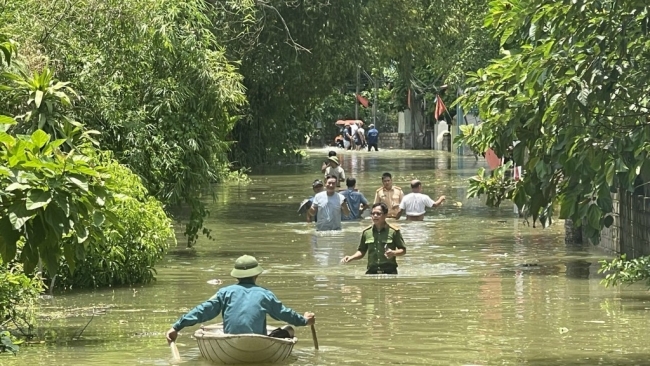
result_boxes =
[585,183,650,258]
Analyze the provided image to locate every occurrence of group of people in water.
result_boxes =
[306,150,446,226]
[335,121,380,151]
[166,149,445,345]
[306,150,445,272]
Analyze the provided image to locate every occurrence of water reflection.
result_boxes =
[310,232,347,267]
[5,148,650,366]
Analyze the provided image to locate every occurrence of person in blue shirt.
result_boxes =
[342,177,369,220]
[165,255,315,343]
[367,124,379,151]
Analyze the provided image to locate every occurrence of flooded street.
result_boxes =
[5,148,650,365]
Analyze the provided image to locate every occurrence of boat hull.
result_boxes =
[194,324,297,364]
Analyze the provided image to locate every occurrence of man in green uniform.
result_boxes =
[341,202,407,274]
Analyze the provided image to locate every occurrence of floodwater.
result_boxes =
[4,148,650,366]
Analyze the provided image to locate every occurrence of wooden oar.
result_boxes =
[310,324,319,350]
[170,341,181,361]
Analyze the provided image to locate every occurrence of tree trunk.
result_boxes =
[564,219,583,244]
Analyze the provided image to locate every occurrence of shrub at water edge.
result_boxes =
[55,157,176,289]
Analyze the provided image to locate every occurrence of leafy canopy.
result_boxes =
[457,0,650,243]
[2,0,246,246]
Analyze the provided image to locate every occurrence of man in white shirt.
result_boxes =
[396,180,445,221]
[350,122,359,150]
[355,123,365,151]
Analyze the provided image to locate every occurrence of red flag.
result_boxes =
[356,94,369,108]
[434,95,447,121]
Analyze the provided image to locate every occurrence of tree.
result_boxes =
[457,0,650,288]
[0,33,175,289]
[2,0,247,246]
[55,157,174,289]
[363,0,498,134]
[209,0,367,166]
[0,123,116,275]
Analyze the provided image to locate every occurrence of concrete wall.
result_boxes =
[378,132,404,149]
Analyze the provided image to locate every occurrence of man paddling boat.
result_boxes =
[341,203,407,274]
[165,255,315,342]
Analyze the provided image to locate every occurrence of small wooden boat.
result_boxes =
[194,323,297,364]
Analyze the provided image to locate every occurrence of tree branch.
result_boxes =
[257,0,311,53]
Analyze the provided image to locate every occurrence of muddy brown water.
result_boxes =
[4,149,650,365]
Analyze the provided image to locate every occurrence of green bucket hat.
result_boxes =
[230,255,264,278]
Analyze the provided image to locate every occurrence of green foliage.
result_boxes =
[2,67,78,143]
[467,161,516,207]
[56,159,174,289]
[0,330,21,355]
[0,34,16,66]
[0,125,118,275]
[213,1,366,166]
[2,0,246,246]
[458,0,650,243]
[344,1,497,136]
[0,36,121,274]
[0,34,174,289]
[0,261,43,340]
[599,255,650,288]
[366,0,498,91]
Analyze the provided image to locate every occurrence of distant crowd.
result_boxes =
[335,121,379,151]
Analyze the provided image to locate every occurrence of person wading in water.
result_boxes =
[340,203,407,274]
[309,175,350,231]
[395,179,445,221]
[320,151,338,174]
[373,172,404,219]
[323,156,345,188]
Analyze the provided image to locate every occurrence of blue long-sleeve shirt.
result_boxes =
[171,279,308,335]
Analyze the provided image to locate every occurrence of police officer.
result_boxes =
[373,172,404,218]
[340,202,406,274]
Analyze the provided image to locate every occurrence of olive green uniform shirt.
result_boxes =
[358,223,406,270]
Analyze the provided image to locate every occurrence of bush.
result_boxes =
[55,158,176,289]
[0,262,41,355]
[599,254,650,288]
[0,261,43,328]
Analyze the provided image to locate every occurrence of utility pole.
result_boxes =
[362,69,377,127]
[373,74,378,126]
[355,66,360,120]
[410,83,415,149]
